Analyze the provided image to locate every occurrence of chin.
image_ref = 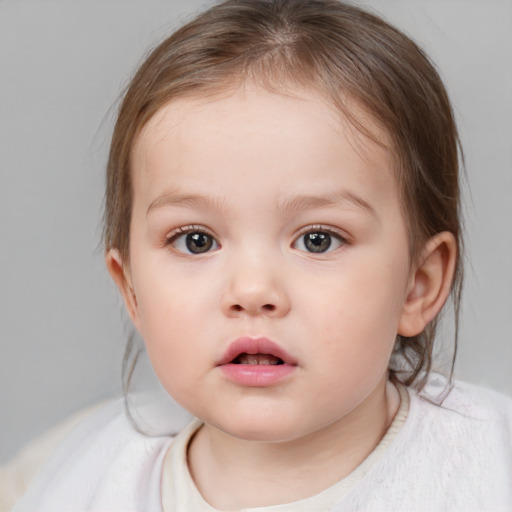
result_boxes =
[208,412,304,443]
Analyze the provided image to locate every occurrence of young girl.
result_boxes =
[11,0,512,510]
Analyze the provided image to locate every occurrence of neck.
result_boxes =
[187,376,400,510]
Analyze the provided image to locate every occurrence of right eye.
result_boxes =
[167,228,219,255]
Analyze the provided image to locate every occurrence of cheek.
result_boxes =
[139,304,204,405]
[131,264,224,392]
[302,256,408,360]
[131,273,197,366]
[131,250,203,328]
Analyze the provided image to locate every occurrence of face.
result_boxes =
[119,86,415,442]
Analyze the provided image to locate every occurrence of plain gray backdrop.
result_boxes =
[1,0,511,463]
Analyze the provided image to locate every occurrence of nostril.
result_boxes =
[229,303,276,313]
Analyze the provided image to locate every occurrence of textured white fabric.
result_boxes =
[333,377,512,511]
[11,377,512,512]
[10,400,172,512]
[0,403,104,512]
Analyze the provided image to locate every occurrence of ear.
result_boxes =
[398,232,457,337]
[105,249,141,331]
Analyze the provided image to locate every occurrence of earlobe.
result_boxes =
[105,249,140,329]
[398,232,457,337]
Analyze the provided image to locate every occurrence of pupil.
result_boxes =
[186,233,212,253]
[305,232,331,253]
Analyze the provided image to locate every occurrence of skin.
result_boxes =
[107,85,456,509]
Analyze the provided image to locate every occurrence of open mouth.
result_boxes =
[219,338,296,385]
[231,353,284,365]
[217,336,297,368]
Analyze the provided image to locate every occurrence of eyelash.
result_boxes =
[165,224,348,255]
[166,225,209,241]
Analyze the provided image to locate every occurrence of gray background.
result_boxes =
[1,0,511,463]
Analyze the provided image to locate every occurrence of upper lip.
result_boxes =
[217,336,298,366]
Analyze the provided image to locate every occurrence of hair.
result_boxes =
[104,0,463,392]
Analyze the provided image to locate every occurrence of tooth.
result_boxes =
[234,353,284,365]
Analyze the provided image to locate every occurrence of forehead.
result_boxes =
[131,85,397,212]
[136,84,390,151]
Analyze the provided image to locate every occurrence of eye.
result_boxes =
[167,228,219,255]
[293,228,346,254]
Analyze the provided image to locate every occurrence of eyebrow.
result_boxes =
[277,190,377,217]
[146,189,376,217]
[146,192,230,216]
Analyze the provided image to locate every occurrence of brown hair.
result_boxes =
[104,0,463,391]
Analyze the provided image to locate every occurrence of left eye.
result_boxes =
[293,230,345,254]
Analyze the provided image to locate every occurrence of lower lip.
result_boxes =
[219,363,296,386]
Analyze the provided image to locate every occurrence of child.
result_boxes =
[11,0,512,510]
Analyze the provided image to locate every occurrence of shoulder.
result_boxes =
[340,376,512,511]
[406,375,512,452]
[391,376,512,508]
[414,375,512,431]
[448,379,512,415]
[11,399,176,512]
[1,402,104,511]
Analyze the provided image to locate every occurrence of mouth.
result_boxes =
[217,336,297,367]
[218,337,297,386]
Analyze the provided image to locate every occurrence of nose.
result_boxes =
[221,255,290,318]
